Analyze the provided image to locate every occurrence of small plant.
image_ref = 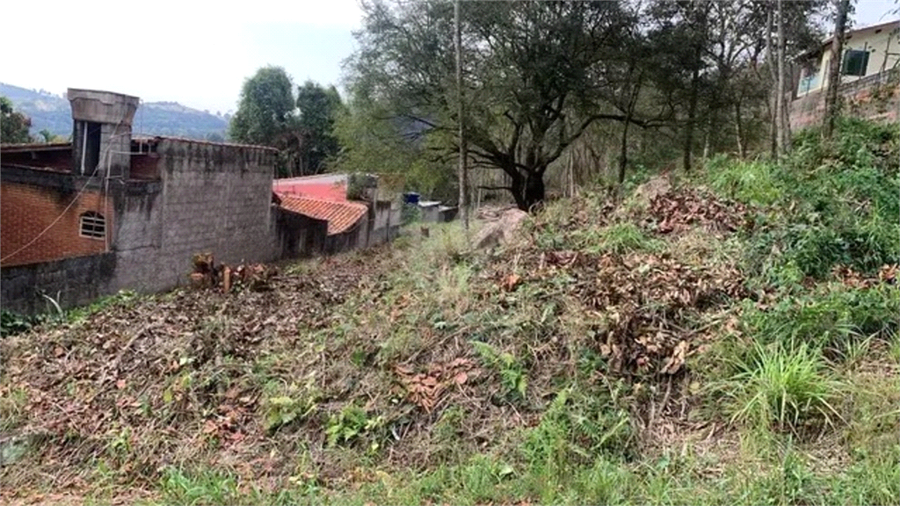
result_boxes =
[721,340,840,432]
[597,222,661,255]
[159,467,239,505]
[472,341,527,399]
[264,382,320,433]
[325,404,384,447]
[1,310,33,337]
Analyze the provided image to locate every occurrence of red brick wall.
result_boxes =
[1,182,112,267]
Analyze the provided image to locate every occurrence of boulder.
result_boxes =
[475,208,529,249]
[631,176,672,206]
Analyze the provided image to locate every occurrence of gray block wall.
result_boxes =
[117,140,278,292]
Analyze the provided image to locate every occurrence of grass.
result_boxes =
[719,340,841,433]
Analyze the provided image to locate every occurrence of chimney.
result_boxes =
[67,89,140,179]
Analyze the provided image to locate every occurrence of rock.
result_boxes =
[475,208,529,249]
[631,176,672,206]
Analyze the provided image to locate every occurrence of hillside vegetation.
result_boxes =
[0,83,229,140]
[1,119,898,505]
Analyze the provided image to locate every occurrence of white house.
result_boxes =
[796,19,900,98]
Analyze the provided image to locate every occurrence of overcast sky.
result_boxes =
[2,0,896,114]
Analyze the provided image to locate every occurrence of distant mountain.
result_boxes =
[0,83,230,141]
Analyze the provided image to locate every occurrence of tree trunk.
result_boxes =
[454,0,469,230]
[766,8,778,158]
[823,0,851,139]
[775,0,786,157]
[509,168,545,212]
[683,67,701,172]
[735,100,746,158]
[618,112,632,186]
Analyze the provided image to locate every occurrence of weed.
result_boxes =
[0,310,34,337]
[264,380,320,433]
[159,467,239,505]
[594,222,662,255]
[325,404,385,449]
[472,341,527,400]
[523,385,634,478]
[720,340,840,432]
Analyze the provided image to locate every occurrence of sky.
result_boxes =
[1,0,896,115]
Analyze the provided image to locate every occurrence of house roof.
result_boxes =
[273,174,349,201]
[132,135,279,152]
[277,194,368,235]
[803,19,899,57]
[0,142,72,152]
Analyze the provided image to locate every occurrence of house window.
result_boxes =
[842,49,870,77]
[80,212,106,239]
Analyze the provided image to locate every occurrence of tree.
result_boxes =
[349,0,646,211]
[295,81,344,175]
[1,96,32,144]
[823,0,852,139]
[229,66,296,146]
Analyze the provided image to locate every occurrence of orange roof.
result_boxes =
[277,194,368,235]
[273,175,348,201]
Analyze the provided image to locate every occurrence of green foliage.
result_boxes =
[705,156,783,207]
[332,96,455,202]
[472,341,527,399]
[0,310,33,337]
[523,385,634,476]
[1,95,32,143]
[325,404,385,448]
[229,66,296,146]
[159,467,239,505]
[594,222,662,255]
[719,340,840,432]
[705,120,900,286]
[296,80,344,174]
[263,380,320,434]
[740,284,900,353]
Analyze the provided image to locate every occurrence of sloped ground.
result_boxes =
[2,120,899,505]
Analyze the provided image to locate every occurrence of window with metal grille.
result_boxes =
[80,212,106,239]
[842,49,870,77]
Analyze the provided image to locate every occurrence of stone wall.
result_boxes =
[791,70,899,131]
[0,252,117,315]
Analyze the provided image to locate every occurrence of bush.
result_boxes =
[740,283,900,352]
[706,119,900,286]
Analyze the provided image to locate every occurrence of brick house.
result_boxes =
[0,89,327,314]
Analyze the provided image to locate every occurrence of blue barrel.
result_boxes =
[403,192,421,204]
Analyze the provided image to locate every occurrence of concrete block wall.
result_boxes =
[133,139,279,290]
[100,123,133,178]
[0,252,117,315]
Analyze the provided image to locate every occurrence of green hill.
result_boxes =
[0,83,230,141]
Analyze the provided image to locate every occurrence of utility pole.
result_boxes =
[455,0,469,231]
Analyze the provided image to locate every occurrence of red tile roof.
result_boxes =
[273,174,348,201]
[277,194,368,235]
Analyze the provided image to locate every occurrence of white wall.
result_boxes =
[797,21,900,97]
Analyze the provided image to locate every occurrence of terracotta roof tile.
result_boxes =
[277,194,368,235]
[273,175,348,201]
